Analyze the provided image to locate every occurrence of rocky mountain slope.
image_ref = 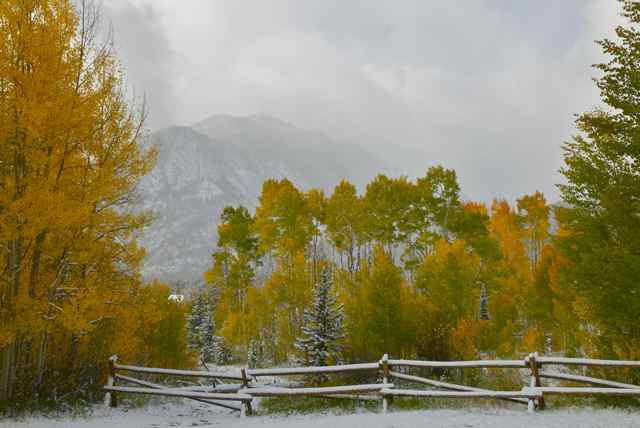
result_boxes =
[137,115,391,285]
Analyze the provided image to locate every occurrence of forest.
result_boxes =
[2,0,640,413]
[202,173,565,367]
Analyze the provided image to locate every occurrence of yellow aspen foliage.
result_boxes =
[450,319,485,360]
[345,247,412,361]
[206,174,601,380]
[489,199,529,278]
[516,192,550,273]
[414,239,481,360]
[219,311,242,350]
[416,239,481,320]
[325,180,364,274]
[463,201,488,216]
[250,251,313,363]
[253,179,315,261]
[363,175,413,250]
[485,199,534,354]
[0,0,160,405]
[494,320,519,357]
[519,327,546,354]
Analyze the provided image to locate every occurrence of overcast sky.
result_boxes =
[102,1,624,203]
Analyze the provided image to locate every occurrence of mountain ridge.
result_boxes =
[138,114,392,285]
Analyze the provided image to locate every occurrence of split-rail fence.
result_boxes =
[103,352,640,417]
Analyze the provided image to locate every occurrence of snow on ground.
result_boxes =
[3,401,640,428]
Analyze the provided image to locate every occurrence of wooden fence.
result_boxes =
[103,352,640,417]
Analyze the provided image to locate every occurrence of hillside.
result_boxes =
[138,115,391,285]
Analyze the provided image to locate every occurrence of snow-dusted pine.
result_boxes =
[187,292,207,352]
[479,283,490,320]
[294,268,345,366]
[187,291,228,365]
[247,339,260,368]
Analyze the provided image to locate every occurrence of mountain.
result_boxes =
[138,115,392,285]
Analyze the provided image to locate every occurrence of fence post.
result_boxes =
[381,353,390,413]
[240,368,253,417]
[527,352,545,410]
[104,355,118,408]
[526,389,535,414]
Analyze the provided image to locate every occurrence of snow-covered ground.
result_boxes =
[3,401,640,428]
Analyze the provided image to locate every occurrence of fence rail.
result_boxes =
[388,359,527,369]
[114,363,244,381]
[538,371,640,389]
[103,352,640,418]
[103,385,252,401]
[380,388,543,400]
[388,370,528,405]
[537,357,640,367]
[246,362,379,377]
[245,383,393,397]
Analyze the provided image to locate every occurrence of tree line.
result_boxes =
[203,172,570,366]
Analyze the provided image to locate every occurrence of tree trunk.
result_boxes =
[1,235,24,405]
[0,344,14,404]
[32,330,49,398]
[0,337,21,407]
[29,231,47,297]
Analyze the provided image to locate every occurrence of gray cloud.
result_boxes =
[104,1,181,129]
[103,0,624,203]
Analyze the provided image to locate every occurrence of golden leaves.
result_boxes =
[0,0,167,402]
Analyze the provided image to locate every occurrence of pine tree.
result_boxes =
[199,311,217,362]
[247,339,260,369]
[479,283,490,321]
[213,337,232,365]
[294,268,345,366]
[187,292,207,352]
[187,291,224,364]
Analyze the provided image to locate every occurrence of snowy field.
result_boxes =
[3,401,640,428]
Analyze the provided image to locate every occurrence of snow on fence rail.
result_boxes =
[246,362,379,376]
[388,370,529,405]
[114,362,245,381]
[380,388,543,400]
[244,383,393,397]
[103,352,640,418]
[388,359,527,369]
[537,356,640,367]
[103,385,252,401]
[535,387,640,397]
[113,373,243,411]
[538,371,640,390]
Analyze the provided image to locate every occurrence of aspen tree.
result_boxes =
[0,0,155,405]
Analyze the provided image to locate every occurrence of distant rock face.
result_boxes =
[138,115,390,285]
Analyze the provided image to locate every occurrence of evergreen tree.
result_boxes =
[214,340,233,365]
[558,0,640,356]
[187,292,207,352]
[295,268,345,366]
[199,310,217,362]
[247,339,260,368]
[187,291,226,364]
[479,283,490,321]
